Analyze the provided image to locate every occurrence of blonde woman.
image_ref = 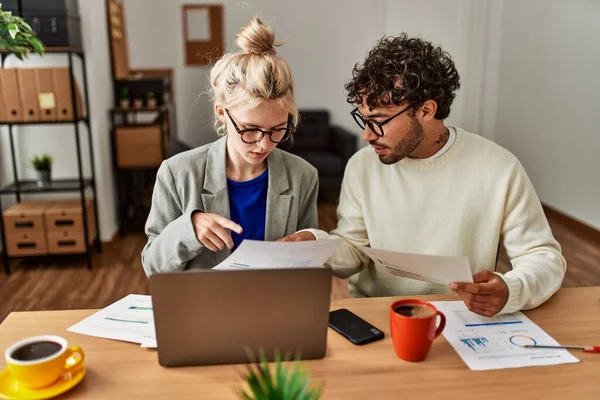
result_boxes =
[141,18,319,276]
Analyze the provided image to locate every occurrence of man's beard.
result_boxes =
[371,117,425,165]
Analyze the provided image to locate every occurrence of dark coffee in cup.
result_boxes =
[394,304,435,318]
[11,341,62,361]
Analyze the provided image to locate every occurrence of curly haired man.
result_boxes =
[280,33,566,317]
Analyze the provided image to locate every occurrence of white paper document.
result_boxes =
[213,239,342,270]
[67,294,156,348]
[361,247,473,285]
[432,301,579,370]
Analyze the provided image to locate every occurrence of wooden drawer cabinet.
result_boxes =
[5,232,47,256]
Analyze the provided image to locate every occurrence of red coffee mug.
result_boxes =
[390,299,446,362]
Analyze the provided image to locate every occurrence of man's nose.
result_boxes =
[362,125,378,142]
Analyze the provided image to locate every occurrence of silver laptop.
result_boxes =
[149,267,332,367]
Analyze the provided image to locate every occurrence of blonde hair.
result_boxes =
[210,17,298,136]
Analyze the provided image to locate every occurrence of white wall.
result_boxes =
[124,0,385,148]
[493,0,600,230]
[0,0,118,242]
[384,0,498,139]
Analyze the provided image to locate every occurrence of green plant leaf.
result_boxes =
[0,4,45,59]
[238,350,320,400]
[7,22,17,39]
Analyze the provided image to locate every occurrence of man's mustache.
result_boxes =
[369,141,389,149]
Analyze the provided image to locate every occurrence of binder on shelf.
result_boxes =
[17,68,41,122]
[52,67,84,121]
[0,68,23,122]
[0,75,5,122]
[35,68,57,121]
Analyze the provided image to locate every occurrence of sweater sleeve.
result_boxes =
[304,161,371,278]
[141,161,204,277]
[496,160,566,314]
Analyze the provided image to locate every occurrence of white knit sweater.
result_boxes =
[309,127,566,314]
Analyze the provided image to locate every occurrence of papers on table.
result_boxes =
[432,301,580,370]
[213,238,342,270]
[67,294,156,348]
[361,247,473,285]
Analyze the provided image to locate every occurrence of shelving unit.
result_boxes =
[109,105,171,236]
[0,49,102,274]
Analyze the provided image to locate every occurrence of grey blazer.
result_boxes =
[141,136,319,276]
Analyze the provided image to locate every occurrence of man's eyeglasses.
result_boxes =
[350,104,413,137]
[225,109,293,144]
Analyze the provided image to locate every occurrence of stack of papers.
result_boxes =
[432,301,580,370]
[68,294,157,348]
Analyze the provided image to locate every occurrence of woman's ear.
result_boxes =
[215,104,226,123]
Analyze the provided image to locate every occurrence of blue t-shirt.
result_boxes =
[227,169,268,250]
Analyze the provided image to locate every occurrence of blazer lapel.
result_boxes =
[201,136,232,263]
[265,150,292,241]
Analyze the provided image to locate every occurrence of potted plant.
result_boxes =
[237,351,322,400]
[133,97,143,109]
[146,91,157,108]
[120,87,130,109]
[0,3,45,59]
[30,154,53,187]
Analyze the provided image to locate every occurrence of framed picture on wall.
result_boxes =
[182,4,224,66]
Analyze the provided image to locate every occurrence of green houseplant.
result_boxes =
[120,87,130,109]
[0,3,45,59]
[238,351,322,400]
[30,153,53,187]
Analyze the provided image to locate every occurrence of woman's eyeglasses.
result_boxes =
[225,109,293,144]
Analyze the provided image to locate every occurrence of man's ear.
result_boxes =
[215,104,226,123]
[420,99,438,122]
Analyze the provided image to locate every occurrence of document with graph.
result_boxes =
[432,301,579,370]
[67,294,156,347]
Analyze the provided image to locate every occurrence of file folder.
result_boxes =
[17,68,41,122]
[52,68,85,121]
[35,68,57,122]
[0,75,6,122]
[0,68,23,122]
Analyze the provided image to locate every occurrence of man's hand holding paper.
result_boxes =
[360,247,509,316]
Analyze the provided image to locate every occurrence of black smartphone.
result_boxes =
[328,308,385,345]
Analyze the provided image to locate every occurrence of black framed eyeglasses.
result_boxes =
[350,104,414,137]
[225,109,293,144]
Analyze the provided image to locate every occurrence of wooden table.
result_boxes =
[1,287,599,399]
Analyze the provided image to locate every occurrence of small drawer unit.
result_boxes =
[44,200,96,254]
[2,201,53,256]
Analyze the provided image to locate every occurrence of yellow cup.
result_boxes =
[5,335,85,389]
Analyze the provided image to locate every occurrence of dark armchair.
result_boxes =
[285,110,358,192]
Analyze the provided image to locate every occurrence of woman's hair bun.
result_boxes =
[235,17,279,56]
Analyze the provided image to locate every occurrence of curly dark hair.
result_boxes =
[345,33,460,120]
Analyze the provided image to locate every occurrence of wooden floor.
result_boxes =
[0,197,599,323]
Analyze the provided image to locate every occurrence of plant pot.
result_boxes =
[120,99,130,109]
[147,99,157,108]
[35,169,51,187]
[133,99,143,109]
